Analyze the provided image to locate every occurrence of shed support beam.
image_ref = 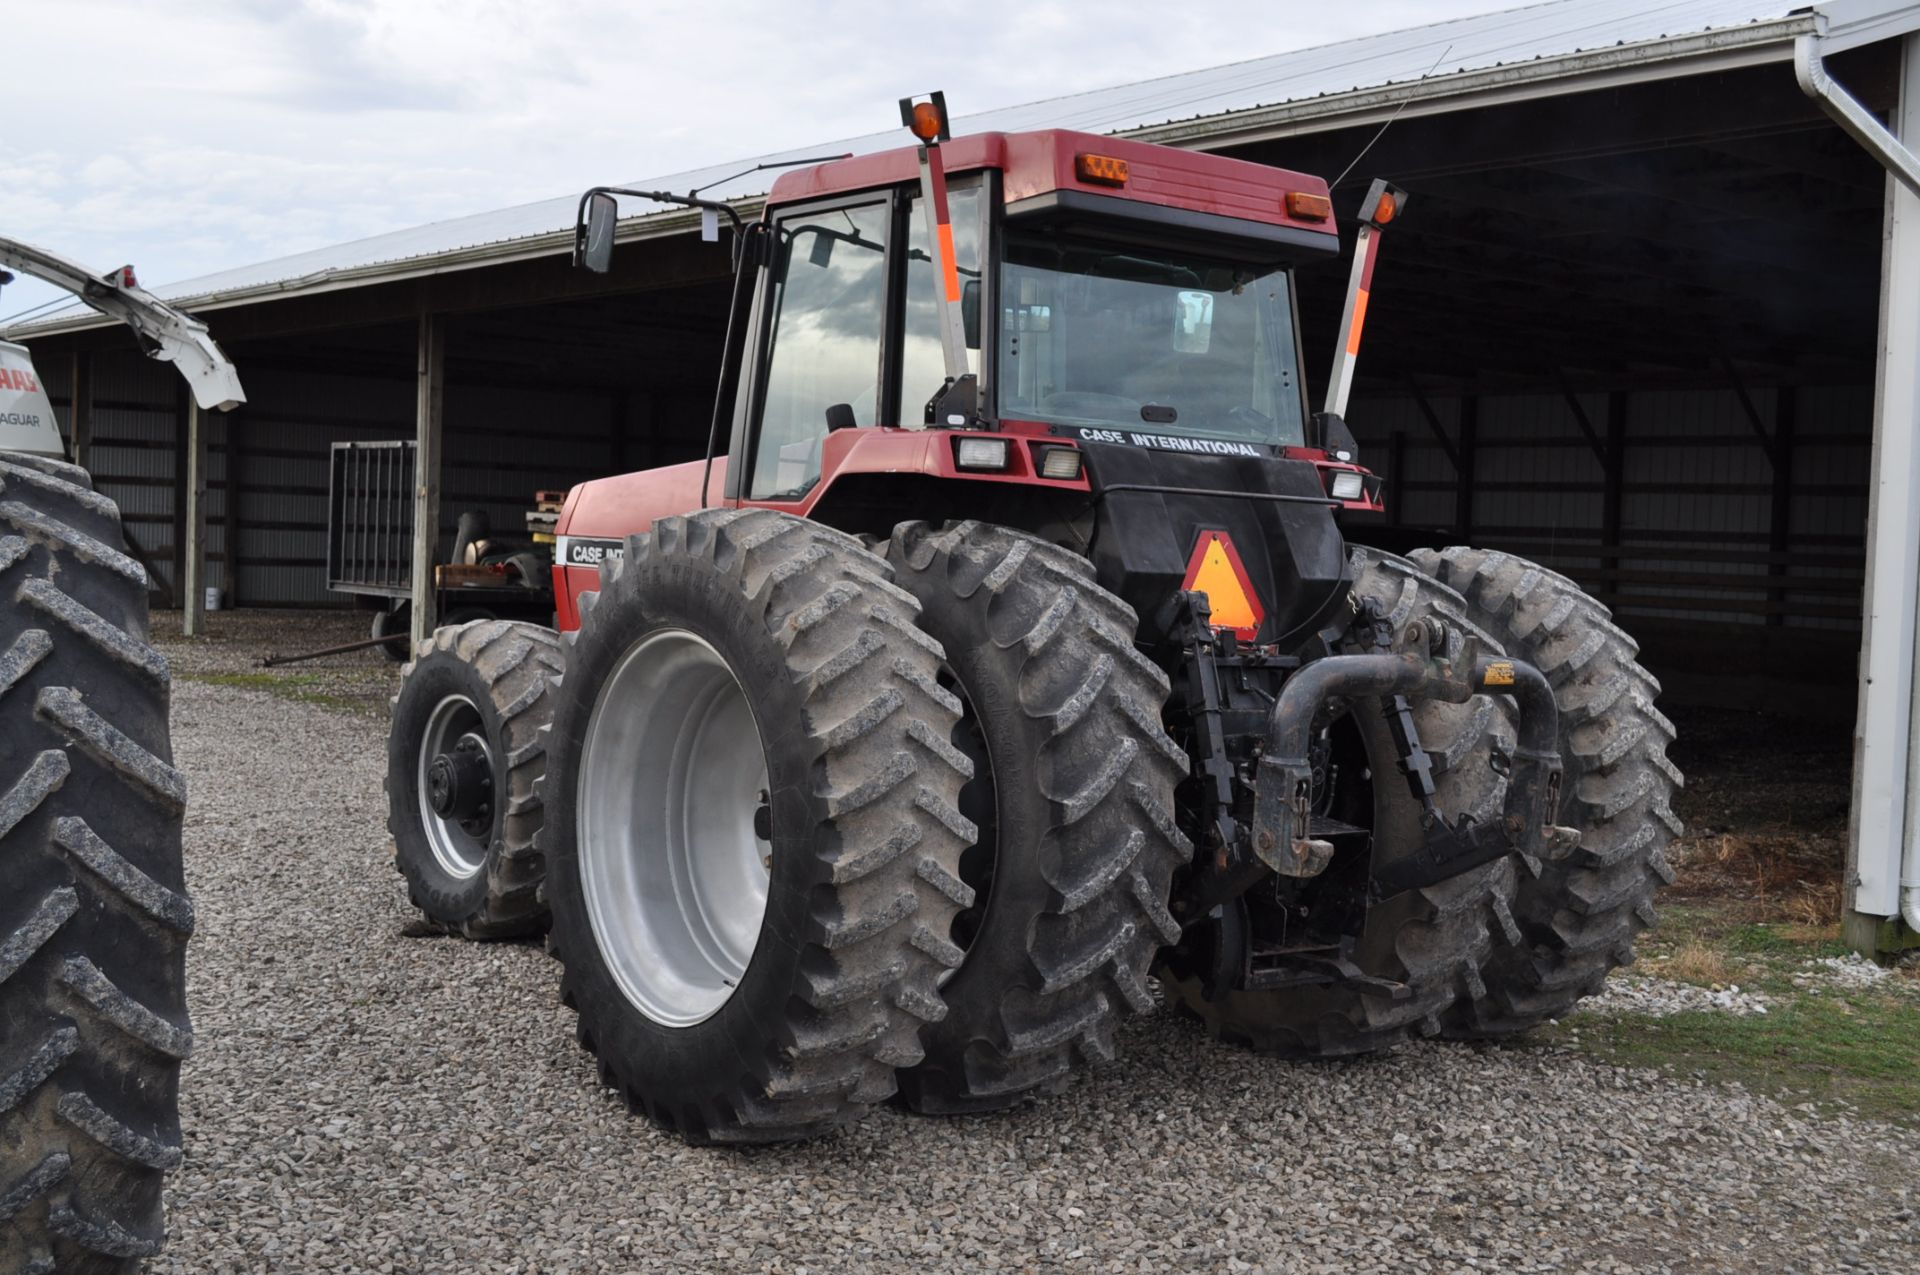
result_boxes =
[1602,391,1627,603]
[1453,397,1478,540]
[1766,386,1796,628]
[224,416,243,606]
[1843,32,1920,948]
[68,350,91,471]
[1403,374,1461,472]
[410,314,446,655]
[1555,371,1609,466]
[171,384,187,609]
[182,401,209,637]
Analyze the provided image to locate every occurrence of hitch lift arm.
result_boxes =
[1253,625,1578,894]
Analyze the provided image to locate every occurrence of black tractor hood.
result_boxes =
[1077,441,1352,654]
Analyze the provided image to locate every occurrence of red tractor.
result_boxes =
[385,95,1679,1144]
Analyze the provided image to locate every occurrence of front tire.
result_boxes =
[540,509,976,1144]
[1,452,192,1273]
[386,619,564,938]
[885,522,1188,1114]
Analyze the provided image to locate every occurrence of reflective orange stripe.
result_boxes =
[938,222,961,302]
[1345,288,1369,356]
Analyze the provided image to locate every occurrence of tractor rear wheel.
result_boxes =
[539,509,975,1143]
[386,619,564,938]
[1410,547,1681,1034]
[884,521,1187,1113]
[1160,547,1513,1056]
[1,452,192,1273]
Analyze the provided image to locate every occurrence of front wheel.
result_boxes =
[385,619,564,938]
[539,509,976,1144]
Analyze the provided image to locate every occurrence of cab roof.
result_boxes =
[766,129,1339,244]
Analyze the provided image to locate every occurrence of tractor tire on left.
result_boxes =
[0,452,192,1274]
[386,619,565,938]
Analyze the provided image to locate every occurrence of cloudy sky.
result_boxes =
[2,0,1507,324]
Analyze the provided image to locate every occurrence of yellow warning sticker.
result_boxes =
[1485,661,1516,686]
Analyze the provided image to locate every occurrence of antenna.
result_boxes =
[1329,43,1453,190]
[685,154,854,200]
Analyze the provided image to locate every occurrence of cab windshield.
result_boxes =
[996,227,1308,448]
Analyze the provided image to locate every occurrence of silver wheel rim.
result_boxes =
[578,628,772,1028]
[418,694,492,880]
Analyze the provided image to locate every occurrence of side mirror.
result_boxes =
[962,278,981,350]
[578,192,618,274]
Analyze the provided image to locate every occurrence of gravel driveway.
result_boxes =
[155,676,1920,1274]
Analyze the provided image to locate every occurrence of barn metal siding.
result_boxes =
[1346,379,1869,632]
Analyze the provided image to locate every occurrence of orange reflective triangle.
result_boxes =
[1181,531,1265,640]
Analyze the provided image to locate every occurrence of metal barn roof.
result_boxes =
[14,0,1920,335]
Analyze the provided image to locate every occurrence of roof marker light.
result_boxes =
[1074,154,1130,186]
[1285,191,1331,221]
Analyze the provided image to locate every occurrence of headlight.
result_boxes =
[1330,471,1365,501]
[1037,446,1084,480]
[954,437,1011,470]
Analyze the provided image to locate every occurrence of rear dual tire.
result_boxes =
[1411,547,1681,1035]
[540,509,976,1143]
[885,521,1188,1113]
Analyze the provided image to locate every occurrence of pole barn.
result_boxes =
[12,0,1920,952]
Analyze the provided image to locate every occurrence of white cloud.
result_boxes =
[1,0,1506,322]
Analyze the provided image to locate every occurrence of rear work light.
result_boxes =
[955,437,1011,471]
[1285,191,1331,221]
[1329,471,1365,501]
[1036,446,1084,480]
[1074,154,1129,186]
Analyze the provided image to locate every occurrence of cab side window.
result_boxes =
[896,186,983,423]
[749,201,890,501]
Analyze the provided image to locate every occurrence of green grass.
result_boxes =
[178,670,364,714]
[1547,989,1920,1125]
[1722,922,1852,960]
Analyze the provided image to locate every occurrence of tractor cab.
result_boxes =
[561,104,1384,656]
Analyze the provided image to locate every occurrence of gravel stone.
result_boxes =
[1797,954,1898,991]
[148,614,1920,1274]
[1584,974,1772,1018]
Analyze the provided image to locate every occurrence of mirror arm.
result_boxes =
[572,186,748,267]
